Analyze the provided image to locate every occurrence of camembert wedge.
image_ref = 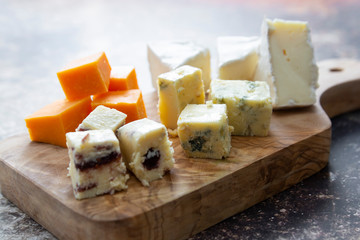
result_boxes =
[254,18,319,109]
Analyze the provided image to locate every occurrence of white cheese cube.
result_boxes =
[210,79,272,136]
[253,18,319,109]
[66,130,129,200]
[76,105,127,132]
[157,65,205,130]
[147,41,211,90]
[177,103,232,159]
[116,118,175,187]
[217,36,259,80]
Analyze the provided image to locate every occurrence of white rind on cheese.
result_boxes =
[147,41,211,90]
[217,36,260,80]
[253,18,319,109]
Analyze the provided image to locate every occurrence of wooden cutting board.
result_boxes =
[1,59,360,240]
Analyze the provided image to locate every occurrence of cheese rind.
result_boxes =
[253,18,319,108]
[217,36,259,80]
[116,118,175,187]
[66,130,129,200]
[210,79,272,136]
[76,105,127,132]
[177,103,232,159]
[157,65,205,130]
[147,41,211,90]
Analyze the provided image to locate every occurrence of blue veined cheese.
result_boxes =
[76,105,127,132]
[210,79,272,136]
[66,129,129,200]
[157,65,205,130]
[116,118,174,187]
[217,36,260,80]
[177,102,233,159]
[253,18,319,109]
[147,40,211,90]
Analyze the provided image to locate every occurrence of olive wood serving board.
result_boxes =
[1,59,360,240]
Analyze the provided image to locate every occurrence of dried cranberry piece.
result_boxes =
[143,148,160,170]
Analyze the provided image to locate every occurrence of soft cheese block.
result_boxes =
[66,130,129,200]
[210,79,272,136]
[116,118,175,187]
[217,36,259,80]
[157,65,205,130]
[147,41,211,90]
[253,18,319,108]
[76,105,127,132]
[177,102,232,159]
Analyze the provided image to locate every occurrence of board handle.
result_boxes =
[317,58,360,118]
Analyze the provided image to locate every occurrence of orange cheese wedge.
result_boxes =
[92,89,147,123]
[109,66,139,91]
[57,52,111,100]
[25,97,92,147]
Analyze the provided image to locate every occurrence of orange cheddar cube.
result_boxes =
[92,89,147,123]
[25,97,92,148]
[57,52,111,100]
[109,66,139,91]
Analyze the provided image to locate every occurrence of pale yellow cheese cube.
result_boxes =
[177,102,232,159]
[210,79,272,136]
[157,65,205,130]
[116,118,175,187]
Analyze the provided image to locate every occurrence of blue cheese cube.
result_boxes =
[177,103,232,159]
[210,79,272,136]
[116,118,175,187]
[157,65,205,130]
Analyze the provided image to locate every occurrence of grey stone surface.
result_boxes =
[0,0,360,239]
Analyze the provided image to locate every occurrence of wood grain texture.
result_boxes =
[0,59,358,240]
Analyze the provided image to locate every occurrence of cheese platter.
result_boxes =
[1,59,360,239]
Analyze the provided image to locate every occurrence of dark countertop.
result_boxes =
[0,0,359,239]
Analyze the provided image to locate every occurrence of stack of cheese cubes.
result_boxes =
[25,52,177,199]
[25,52,147,148]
